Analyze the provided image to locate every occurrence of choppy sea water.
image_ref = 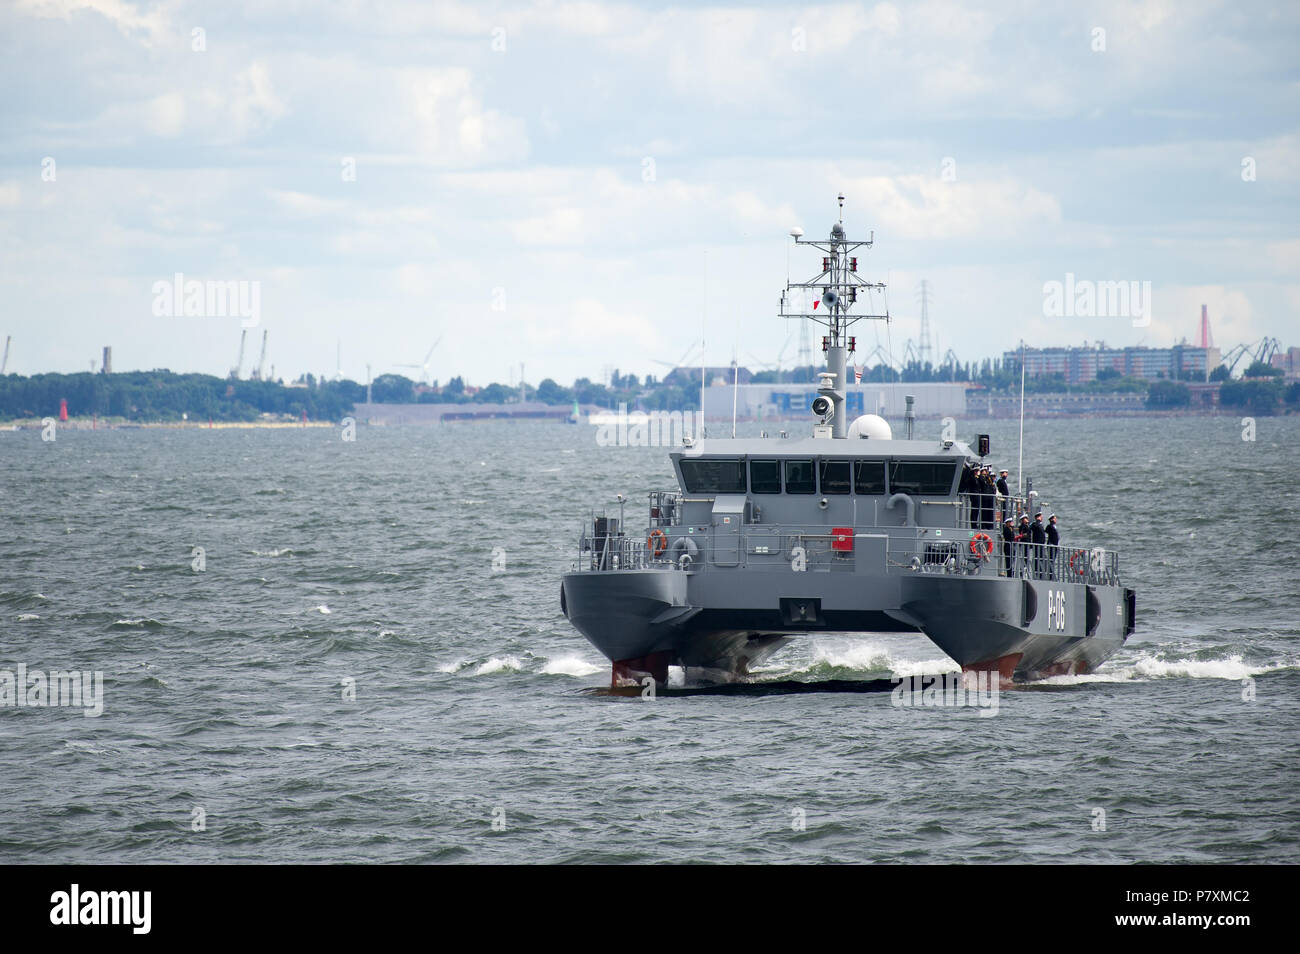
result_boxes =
[1,415,1296,863]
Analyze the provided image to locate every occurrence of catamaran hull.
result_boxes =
[561,568,1134,686]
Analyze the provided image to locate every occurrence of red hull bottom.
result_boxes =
[962,652,1022,689]
[611,651,671,688]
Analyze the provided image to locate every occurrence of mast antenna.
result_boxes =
[700,249,707,438]
[779,195,888,437]
[917,280,933,368]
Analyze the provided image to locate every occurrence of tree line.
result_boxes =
[4,360,1295,422]
[0,371,358,422]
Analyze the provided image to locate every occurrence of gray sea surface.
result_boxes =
[1,414,1297,863]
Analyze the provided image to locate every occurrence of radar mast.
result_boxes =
[779,194,889,437]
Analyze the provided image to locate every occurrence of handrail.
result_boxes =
[573,523,1122,586]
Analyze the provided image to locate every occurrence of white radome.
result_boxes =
[847,414,892,440]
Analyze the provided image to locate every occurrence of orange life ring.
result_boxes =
[970,532,993,559]
[647,529,668,556]
[1068,549,1087,576]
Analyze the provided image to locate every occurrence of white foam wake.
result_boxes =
[474,655,523,675]
[540,656,604,677]
[1042,652,1296,685]
[755,636,960,679]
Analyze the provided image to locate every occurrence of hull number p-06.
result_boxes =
[1046,589,1067,631]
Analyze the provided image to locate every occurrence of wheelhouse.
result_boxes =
[675,453,961,498]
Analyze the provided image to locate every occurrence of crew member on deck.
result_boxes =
[1001,516,1016,577]
[1031,511,1047,579]
[1046,514,1061,580]
[996,469,1011,524]
[980,466,997,530]
[960,464,977,528]
[1017,514,1032,576]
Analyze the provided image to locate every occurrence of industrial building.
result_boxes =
[1270,347,1300,382]
[1003,343,1221,384]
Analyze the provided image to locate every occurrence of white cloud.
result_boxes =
[1156,285,1260,348]
[399,67,530,165]
[557,297,659,350]
[145,92,185,137]
[228,63,287,138]
[1265,240,1300,273]
[840,173,1062,240]
[511,206,586,245]
[16,0,172,46]
[267,190,346,218]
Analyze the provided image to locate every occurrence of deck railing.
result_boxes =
[573,522,1122,586]
[955,491,1040,530]
[883,535,1121,586]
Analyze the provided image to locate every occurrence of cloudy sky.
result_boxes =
[2,0,1296,386]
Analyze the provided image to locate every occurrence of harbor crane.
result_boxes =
[229,329,247,380]
[1221,337,1283,375]
[249,330,268,381]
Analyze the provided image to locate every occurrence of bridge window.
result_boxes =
[680,459,746,494]
[784,459,816,494]
[854,460,886,495]
[819,460,851,494]
[749,459,782,494]
[889,460,957,496]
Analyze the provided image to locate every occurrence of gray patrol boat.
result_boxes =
[562,196,1136,688]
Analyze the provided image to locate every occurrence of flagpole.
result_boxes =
[1017,339,1026,495]
[732,313,740,438]
[731,357,739,437]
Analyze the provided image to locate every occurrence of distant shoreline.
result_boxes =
[3,407,1293,430]
[0,418,337,430]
